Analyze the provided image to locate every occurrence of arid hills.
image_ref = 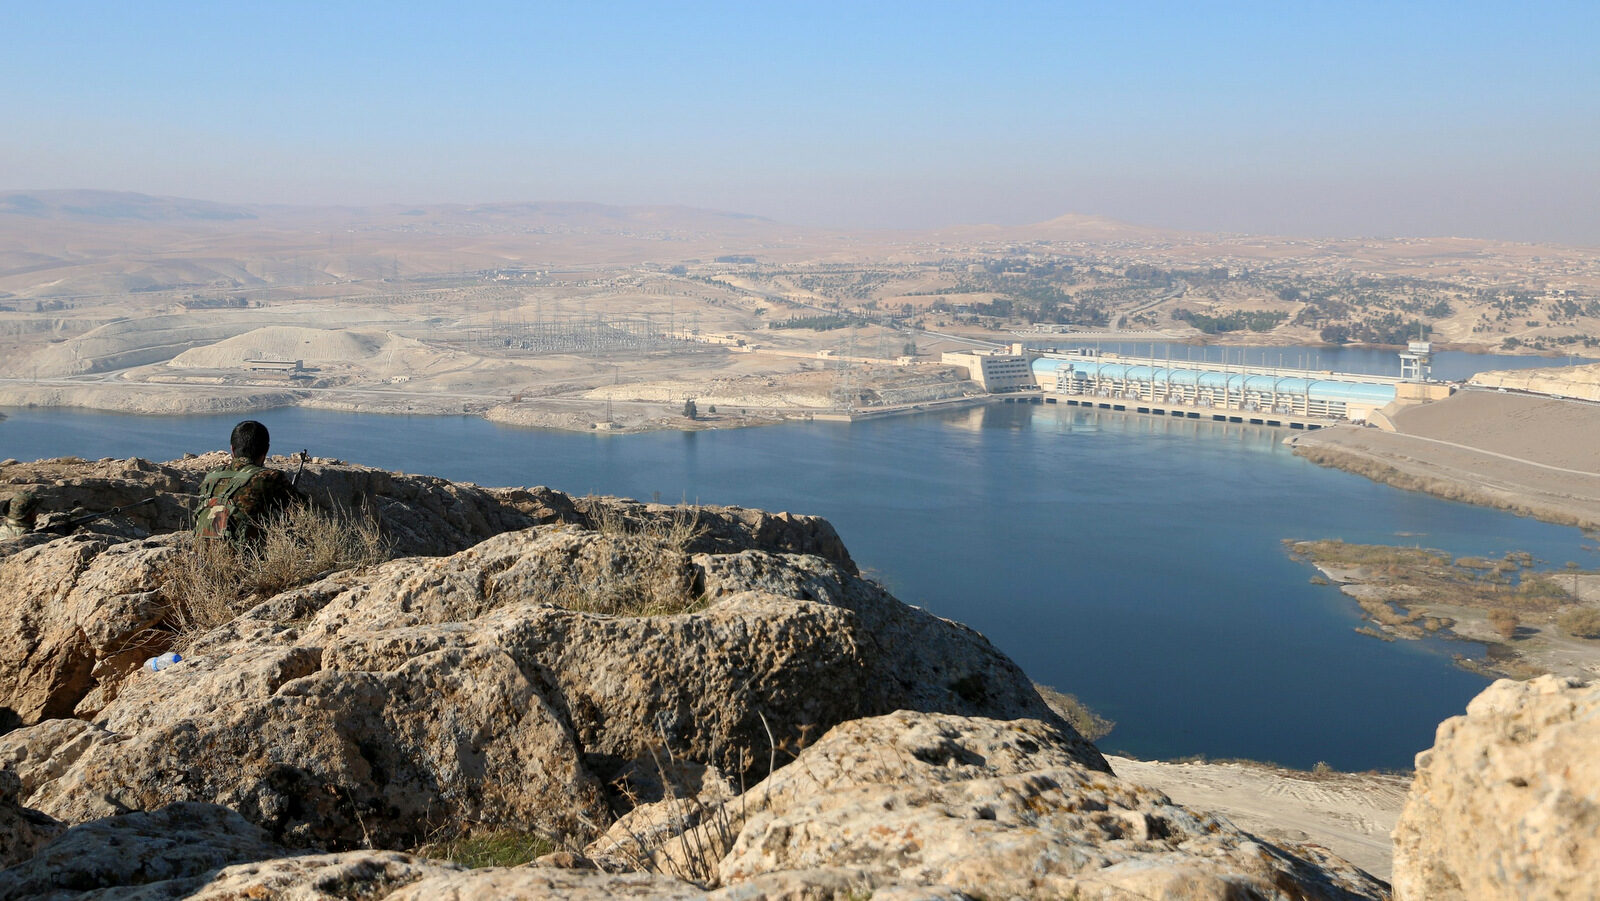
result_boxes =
[3,189,1599,429]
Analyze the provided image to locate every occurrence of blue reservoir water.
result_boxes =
[3,402,1592,771]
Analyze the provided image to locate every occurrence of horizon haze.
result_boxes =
[2,2,1597,243]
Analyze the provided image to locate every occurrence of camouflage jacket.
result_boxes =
[196,457,306,543]
[0,520,27,541]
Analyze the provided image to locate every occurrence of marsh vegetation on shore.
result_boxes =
[1287,538,1600,678]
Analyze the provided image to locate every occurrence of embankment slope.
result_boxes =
[1291,390,1600,529]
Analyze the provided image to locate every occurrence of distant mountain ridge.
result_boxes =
[0,190,774,231]
[0,190,258,222]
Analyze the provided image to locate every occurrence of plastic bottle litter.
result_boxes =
[145,652,183,672]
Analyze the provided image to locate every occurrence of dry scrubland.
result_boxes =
[4,190,1600,431]
[1288,539,1600,680]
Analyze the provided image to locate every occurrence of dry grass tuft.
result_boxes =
[412,828,556,868]
[600,721,758,887]
[160,503,387,643]
[533,503,707,617]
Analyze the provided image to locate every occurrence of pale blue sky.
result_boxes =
[3,2,1596,241]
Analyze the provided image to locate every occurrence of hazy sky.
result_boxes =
[3,2,1597,242]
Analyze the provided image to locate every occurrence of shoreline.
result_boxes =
[0,382,1000,434]
[1287,428,1600,532]
[1287,539,1600,681]
[10,377,1599,537]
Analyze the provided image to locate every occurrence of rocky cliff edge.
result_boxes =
[0,457,1427,898]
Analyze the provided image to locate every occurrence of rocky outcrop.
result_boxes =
[1468,362,1600,402]
[0,803,295,900]
[1391,675,1599,900]
[0,454,854,564]
[0,456,856,725]
[0,535,176,722]
[0,459,1396,900]
[0,715,1387,900]
[0,517,1094,853]
[587,711,1387,899]
[0,770,60,869]
[0,453,561,556]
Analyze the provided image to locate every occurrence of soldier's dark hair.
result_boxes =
[230,420,271,461]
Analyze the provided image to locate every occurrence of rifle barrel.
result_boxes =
[63,496,158,528]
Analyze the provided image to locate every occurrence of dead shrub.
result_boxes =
[1558,606,1600,639]
[1487,607,1519,641]
[160,503,387,643]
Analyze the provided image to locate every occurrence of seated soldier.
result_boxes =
[0,492,38,540]
[194,420,306,545]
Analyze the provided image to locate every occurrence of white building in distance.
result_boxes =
[942,349,1036,392]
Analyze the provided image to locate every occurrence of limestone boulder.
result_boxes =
[0,535,177,722]
[1392,675,1599,901]
[113,851,464,901]
[22,637,605,850]
[8,519,1090,852]
[0,458,856,727]
[0,770,61,869]
[386,868,705,900]
[0,803,294,900]
[0,719,110,803]
[594,711,1390,900]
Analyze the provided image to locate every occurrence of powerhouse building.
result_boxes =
[1031,355,1400,422]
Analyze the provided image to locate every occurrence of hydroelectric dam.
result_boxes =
[1021,346,1452,430]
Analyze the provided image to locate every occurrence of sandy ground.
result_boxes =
[1389,389,1600,471]
[1109,756,1409,881]
[1290,390,1600,530]
[0,306,983,432]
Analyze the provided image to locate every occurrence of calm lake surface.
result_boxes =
[3,388,1593,770]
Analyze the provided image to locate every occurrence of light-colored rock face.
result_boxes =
[1,506,1092,853]
[0,802,294,900]
[1468,362,1600,402]
[1392,675,1600,901]
[587,711,1389,900]
[0,535,177,722]
[0,716,1385,899]
[0,457,857,726]
[7,842,469,901]
[385,868,706,900]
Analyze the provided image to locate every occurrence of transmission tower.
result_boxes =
[836,325,859,413]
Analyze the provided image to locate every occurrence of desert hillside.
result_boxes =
[4,191,1600,432]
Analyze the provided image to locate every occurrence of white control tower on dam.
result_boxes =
[1030,350,1450,429]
